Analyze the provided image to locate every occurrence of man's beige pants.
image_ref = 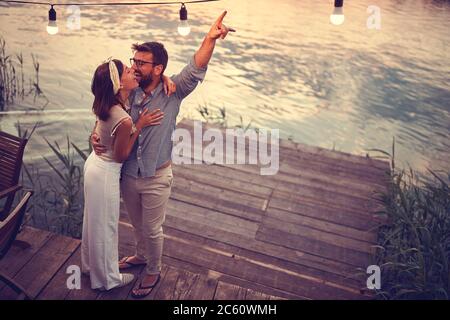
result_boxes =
[120,165,173,275]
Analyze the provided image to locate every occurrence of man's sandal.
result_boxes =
[130,274,161,299]
[118,256,147,270]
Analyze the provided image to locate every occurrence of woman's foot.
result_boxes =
[118,256,147,270]
[98,273,135,291]
[116,273,135,288]
[130,273,161,299]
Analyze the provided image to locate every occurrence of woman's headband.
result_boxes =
[105,57,120,95]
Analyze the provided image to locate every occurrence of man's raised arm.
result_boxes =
[172,11,234,100]
[194,10,234,68]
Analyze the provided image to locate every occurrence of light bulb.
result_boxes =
[47,21,58,35]
[330,7,345,25]
[330,0,345,26]
[178,21,191,36]
[47,5,58,35]
[178,3,191,36]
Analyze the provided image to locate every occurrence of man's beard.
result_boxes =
[138,74,153,89]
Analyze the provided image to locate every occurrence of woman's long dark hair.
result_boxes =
[91,59,124,121]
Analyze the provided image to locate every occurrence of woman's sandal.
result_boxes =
[130,274,161,299]
[118,256,147,270]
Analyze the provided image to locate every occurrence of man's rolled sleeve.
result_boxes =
[172,55,208,100]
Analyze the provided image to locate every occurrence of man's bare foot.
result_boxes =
[118,256,146,270]
[131,273,161,299]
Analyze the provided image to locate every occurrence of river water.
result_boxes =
[0,0,449,172]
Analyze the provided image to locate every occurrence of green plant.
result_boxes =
[196,102,255,132]
[0,37,48,111]
[368,138,450,299]
[197,102,228,127]
[14,119,91,238]
[40,136,84,237]
[374,168,450,299]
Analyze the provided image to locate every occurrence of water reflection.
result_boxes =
[0,0,449,172]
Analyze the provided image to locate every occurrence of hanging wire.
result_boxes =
[0,0,220,7]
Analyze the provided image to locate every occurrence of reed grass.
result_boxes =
[196,102,254,131]
[0,37,48,111]
[369,141,450,300]
[15,121,89,238]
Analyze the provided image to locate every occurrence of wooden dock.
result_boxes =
[0,119,390,300]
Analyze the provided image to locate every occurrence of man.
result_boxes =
[91,11,233,298]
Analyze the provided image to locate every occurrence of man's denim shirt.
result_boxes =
[121,55,207,178]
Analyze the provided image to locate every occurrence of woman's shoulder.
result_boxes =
[110,104,131,118]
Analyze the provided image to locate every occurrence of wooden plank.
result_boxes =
[163,255,303,300]
[214,281,247,300]
[120,223,351,297]
[176,119,390,173]
[266,207,377,244]
[165,212,362,277]
[261,216,375,254]
[116,223,369,299]
[182,274,218,300]
[153,266,181,300]
[172,164,273,199]
[0,227,53,294]
[0,227,52,278]
[173,175,267,211]
[244,288,272,300]
[278,139,390,171]
[175,119,390,197]
[278,160,388,195]
[0,232,80,299]
[171,176,266,222]
[270,190,385,224]
[174,159,385,216]
[167,199,259,238]
[168,268,201,300]
[161,223,366,290]
[36,247,91,300]
[280,150,390,185]
[165,214,370,287]
[267,195,382,231]
[164,221,365,289]
[256,225,371,268]
[175,163,279,189]
[210,165,381,213]
[271,186,382,215]
[177,119,389,171]
[65,274,100,300]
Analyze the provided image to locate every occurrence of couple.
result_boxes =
[81,11,232,298]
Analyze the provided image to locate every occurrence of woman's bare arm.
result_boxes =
[112,109,164,163]
[112,119,139,163]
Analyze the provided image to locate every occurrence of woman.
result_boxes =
[81,58,174,290]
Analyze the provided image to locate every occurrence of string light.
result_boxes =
[178,3,190,36]
[46,4,57,35]
[0,0,219,35]
[330,0,345,26]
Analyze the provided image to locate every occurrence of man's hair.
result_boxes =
[132,42,168,74]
